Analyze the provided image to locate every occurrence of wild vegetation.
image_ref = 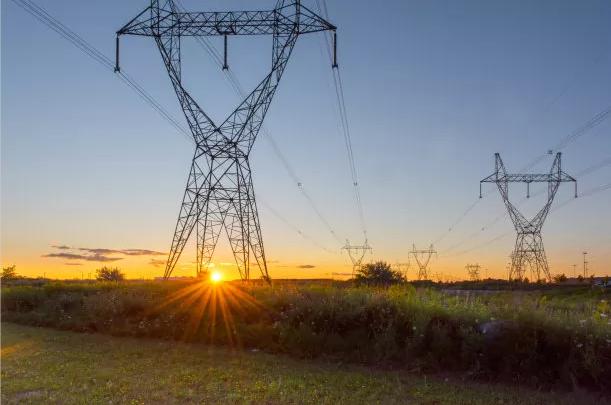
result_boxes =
[4,323,605,405]
[2,278,609,394]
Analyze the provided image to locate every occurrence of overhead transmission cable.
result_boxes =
[436,105,611,250]
[10,0,192,144]
[12,0,337,254]
[441,180,611,259]
[316,0,368,241]
[442,156,611,254]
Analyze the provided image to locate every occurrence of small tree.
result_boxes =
[355,261,404,287]
[96,266,125,282]
[1,265,18,281]
[553,273,567,283]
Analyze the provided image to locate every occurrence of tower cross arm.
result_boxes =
[117,4,336,38]
[481,173,577,183]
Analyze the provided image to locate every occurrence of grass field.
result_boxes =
[2,322,608,404]
[2,281,610,394]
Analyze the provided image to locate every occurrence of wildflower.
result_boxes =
[412,326,417,331]
[576,343,583,348]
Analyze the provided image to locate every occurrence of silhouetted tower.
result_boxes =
[583,251,588,277]
[480,153,576,282]
[465,263,481,281]
[342,240,372,276]
[409,244,437,280]
[394,261,410,279]
[116,1,337,280]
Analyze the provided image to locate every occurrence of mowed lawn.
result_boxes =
[1,323,606,405]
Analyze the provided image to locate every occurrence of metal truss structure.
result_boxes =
[480,153,576,282]
[409,244,437,280]
[393,261,410,279]
[116,1,336,281]
[465,263,481,281]
[342,240,372,276]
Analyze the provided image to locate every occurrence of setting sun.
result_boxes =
[210,271,223,283]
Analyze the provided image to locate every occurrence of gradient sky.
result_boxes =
[2,0,610,280]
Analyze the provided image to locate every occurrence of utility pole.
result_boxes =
[572,264,577,278]
[583,251,588,277]
[342,240,372,277]
[409,244,437,280]
[116,1,337,282]
[480,153,576,282]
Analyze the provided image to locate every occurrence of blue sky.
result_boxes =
[2,0,610,279]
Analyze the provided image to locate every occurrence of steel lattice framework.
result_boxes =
[116,1,336,281]
[465,263,481,281]
[342,240,372,276]
[409,244,437,281]
[480,153,577,282]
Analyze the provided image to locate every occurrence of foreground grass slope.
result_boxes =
[2,281,610,393]
[2,323,605,405]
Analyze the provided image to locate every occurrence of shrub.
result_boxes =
[1,265,18,281]
[95,267,125,282]
[354,261,405,287]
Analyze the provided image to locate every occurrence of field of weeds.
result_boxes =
[1,280,609,394]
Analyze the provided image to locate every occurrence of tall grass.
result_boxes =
[1,281,609,393]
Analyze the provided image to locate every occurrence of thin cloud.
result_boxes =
[77,247,165,256]
[149,259,166,268]
[52,245,71,250]
[121,249,165,256]
[297,264,316,269]
[43,253,122,262]
[64,262,83,266]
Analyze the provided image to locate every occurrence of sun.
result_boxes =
[210,271,223,283]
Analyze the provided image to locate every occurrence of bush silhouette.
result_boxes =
[1,265,18,281]
[355,261,404,287]
[96,267,125,282]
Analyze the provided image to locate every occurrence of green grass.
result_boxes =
[1,322,606,404]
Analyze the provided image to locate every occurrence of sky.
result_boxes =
[2,0,610,280]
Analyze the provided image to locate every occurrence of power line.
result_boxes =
[11,0,193,144]
[317,0,368,240]
[442,180,611,259]
[437,106,611,250]
[441,155,611,254]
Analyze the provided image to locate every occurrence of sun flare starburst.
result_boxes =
[210,271,223,283]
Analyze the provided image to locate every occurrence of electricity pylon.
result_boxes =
[409,244,437,280]
[116,1,337,281]
[342,240,372,276]
[480,153,576,282]
[465,263,481,281]
[394,261,410,279]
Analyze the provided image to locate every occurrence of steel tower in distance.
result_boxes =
[480,153,576,282]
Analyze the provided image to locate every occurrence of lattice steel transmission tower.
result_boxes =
[342,240,372,276]
[116,1,337,281]
[409,244,437,280]
[394,261,410,279]
[465,263,481,281]
[480,153,576,282]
